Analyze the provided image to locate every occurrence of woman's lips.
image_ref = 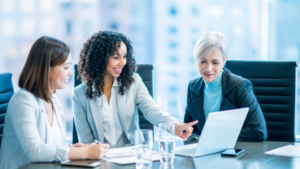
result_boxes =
[114,68,122,74]
[204,72,214,77]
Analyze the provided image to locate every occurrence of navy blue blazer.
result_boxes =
[184,68,268,141]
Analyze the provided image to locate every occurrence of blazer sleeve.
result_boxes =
[72,91,95,144]
[134,74,178,127]
[9,92,70,162]
[237,80,268,141]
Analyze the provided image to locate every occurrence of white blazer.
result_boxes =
[73,73,178,144]
[0,89,70,169]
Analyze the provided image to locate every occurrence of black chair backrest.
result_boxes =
[72,64,154,144]
[0,72,14,147]
[225,60,297,142]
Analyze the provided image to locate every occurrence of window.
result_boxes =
[20,0,35,13]
[1,0,16,13]
[1,19,16,38]
[20,18,36,38]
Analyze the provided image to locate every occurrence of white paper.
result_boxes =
[265,144,300,158]
[106,146,159,158]
[104,146,160,165]
[104,153,161,165]
[106,146,136,158]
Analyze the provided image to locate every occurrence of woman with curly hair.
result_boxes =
[73,31,198,146]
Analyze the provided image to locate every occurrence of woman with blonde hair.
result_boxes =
[185,32,267,141]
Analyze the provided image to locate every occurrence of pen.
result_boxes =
[94,140,101,144]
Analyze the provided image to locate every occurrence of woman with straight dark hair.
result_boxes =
[0,36,109,169]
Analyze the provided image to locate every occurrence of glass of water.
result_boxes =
[135,129,153,169]
[159,123,175,163]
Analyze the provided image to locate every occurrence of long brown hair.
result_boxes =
[19,36,70,103]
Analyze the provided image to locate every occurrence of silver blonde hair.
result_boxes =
[193,32,229,66]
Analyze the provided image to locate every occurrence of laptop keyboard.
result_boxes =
[175,143,197,155]
[176,148,196,155]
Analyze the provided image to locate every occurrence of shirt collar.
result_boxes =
[91,78,120,91]
[204,70,223,91]
[113,78,121,87]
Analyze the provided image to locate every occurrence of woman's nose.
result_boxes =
[206,63,212,71]
[68,69,73,76]
[119,57,126,65]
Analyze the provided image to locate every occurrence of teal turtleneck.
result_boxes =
[203,70,223,119]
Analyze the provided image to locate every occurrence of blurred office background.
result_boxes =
[1,0,300,142]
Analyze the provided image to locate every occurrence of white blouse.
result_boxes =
[45,112,62,145]
[100,78,128,146]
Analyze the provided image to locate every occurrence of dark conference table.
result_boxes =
[20,141,300,169]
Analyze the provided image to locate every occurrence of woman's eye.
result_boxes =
[64,67,70,70]
[123,55,127,59]
[201,61,206,63]
[213,62,219,65]
[114,57,118,60]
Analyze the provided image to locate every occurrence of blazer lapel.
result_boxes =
[37,97,50,143]
[186,99,206,132]
[52,98,66,144]
[187,79,206,131]
[220,97,235,110]
[116,87,128,136]
[89,97,105,143]
[220,68,237,111]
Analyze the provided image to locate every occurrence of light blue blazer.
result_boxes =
[0,89,70,169]
[73,73,177,144]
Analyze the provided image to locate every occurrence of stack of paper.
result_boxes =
[104,146,161,165]
[265,144,300,158]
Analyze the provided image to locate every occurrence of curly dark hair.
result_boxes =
[78,31,136,99]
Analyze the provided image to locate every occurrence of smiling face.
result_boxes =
[198,48,227,82]
[106,42,127,79]
[48,53,72,92]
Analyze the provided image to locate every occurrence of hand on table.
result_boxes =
[86,142,110,159]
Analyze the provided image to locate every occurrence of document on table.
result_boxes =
[104,146,161,164]
[105,153,161,165]
[265,144,300,158]
[106,146,136,158]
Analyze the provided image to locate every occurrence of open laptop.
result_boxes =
[175,107,249,157]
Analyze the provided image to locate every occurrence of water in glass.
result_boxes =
[136,144,152,169]
[159,123,175,164]
[135,129,153,169]
[159,138,175,163]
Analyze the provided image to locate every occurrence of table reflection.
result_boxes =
[18,141,295,169]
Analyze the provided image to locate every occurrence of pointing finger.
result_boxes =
[184,120,198,127]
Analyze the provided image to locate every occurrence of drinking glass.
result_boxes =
[159,163,175,169]
[135,129,153,169]
[159,123,175,163]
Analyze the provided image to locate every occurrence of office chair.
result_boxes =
[225,60,297,142]
[0,72,14,147]
[72,64,154,144]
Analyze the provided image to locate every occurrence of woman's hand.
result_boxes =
[174,120,198,140]
[85,142,110,159]
[71,142,87,148]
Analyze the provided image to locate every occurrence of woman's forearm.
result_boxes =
[68,143,110,160]
[68,147,88,160]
